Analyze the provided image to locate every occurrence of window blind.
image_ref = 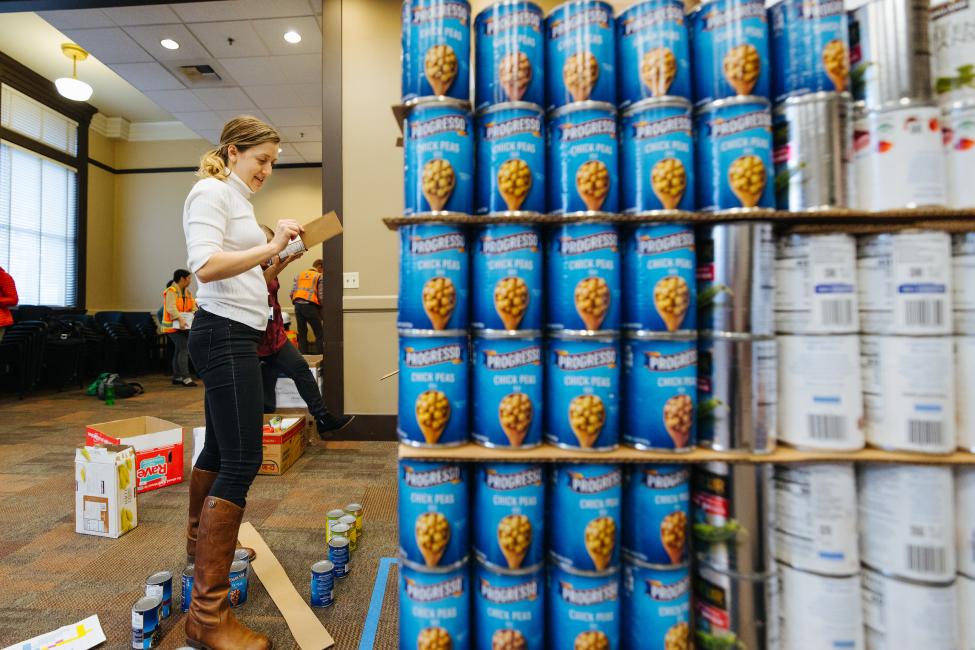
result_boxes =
[1,84,78,156]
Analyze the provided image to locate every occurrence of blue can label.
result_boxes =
[546,223,621,332]
[622,465,691,564]
[476,104,546,214]
[690,0,771,105]
[400,562,470,650]
[616,0,692,106]
[472,224,543,331]
[398,334,469,447]
[622,337,697,451]
[695,99,774,210]
[547,104,619,214]
[404,101,474,215]
[473,463,546,571]
[545,1,617,110]
[546,338,621,451]
[181,572,192,613]
[329,543,350,578]
[475,2,545,110]
[132,602,160,650]
[398,224,469,331]
[622,563,692,650]
[228,565,248,607]
[622,224,697,332]
[548,464,622,572]
[769,0,849,102]
[547,563,621,649]
[621,100,695,213]
[474,562,545,649]
[472,336,543,449]
[311,566,334,608]
[399,460,470,569]
[402,0,471,102]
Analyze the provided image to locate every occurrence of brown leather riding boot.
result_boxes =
[185,496,272,650]
[186,469,255,564]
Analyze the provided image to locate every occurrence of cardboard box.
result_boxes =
[299,211,342,249]
[86,416,184,493]
[75,444,138,538]
[274,364,321,409]
[260,415,307,476]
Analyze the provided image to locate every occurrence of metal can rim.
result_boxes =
[230,560,248,573]
[548,100,618,119]
[328,535,351,549]
[312,560,336,573]
[134,595,163,611]
[402,212,473,221]
[475,557,545,576]
[546,0,614,20]
[623,554,691,571]
[694,95,771,115]
[546,211,619,221]
[624,330,698,341]
[865,97,939,115]
[774,558,860,580]
[404,96,472,112]
[182,565,195,577]
[145,570,173,585]
[548,330,619,342]
[476,101,544,117]
[476,212,544,220]
[860,562,957,588]
[774,91,852,114]
[622,95,693,118]
[475,0,543,22]
[699,330,775,341]
[344,503,363,512]
[618,0,685,19]
[548,555,622,577]
[943,97,975,113]
[398,328,468,338]
[329,522,350,533]
[473,329,543,339]
[400,555,470,573]
[326,508,346,518]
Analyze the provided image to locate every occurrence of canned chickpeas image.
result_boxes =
[621,98,695,213]
[472,333,543,449]
[622,223,696,334]
[474,1,544,110]
[398,331,469,448]
[547,102,619,215]
[474,463,545,571]
[404,98,474,216]
[546,335,621,451]
[400,561,470,650]
[548,464,622,573]
[398,460,469,570]
[547,562,621,650]
[401,0,471,103]
[545,0,616,111]
[622,464,691,566]
[472,224,543,332]
[546,222,621,334]
[476,102,545,215]
[621,561,691,650]
[689,0,770,105]
[398,224,468,332]
[616,0,691,107]
[768,0,850,101]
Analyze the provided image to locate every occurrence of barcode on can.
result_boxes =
[820,299,854,326]
[907,420,943,446]
[903,300,944,326]
[906,544,947,575]
[808,414,846,440]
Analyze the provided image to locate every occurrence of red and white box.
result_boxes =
[86,416,184,493]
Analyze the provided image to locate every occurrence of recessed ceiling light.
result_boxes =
[160,38,179,50]
[283,30,302,44]
[278,147,283,153]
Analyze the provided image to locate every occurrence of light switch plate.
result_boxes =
[343,272,359,289]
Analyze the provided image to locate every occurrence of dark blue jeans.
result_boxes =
[188,309,264,508]
[260,342,327,421]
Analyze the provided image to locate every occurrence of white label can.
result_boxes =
[857,231,953,336]
[954,233,975,335]
[860,335,956,454]
[861,567,959,650]
[778,335,865,451]
[957,467,975,576]
[853,102,873,211]
[960,573,975,650]
[773,464,859,576]
[942,101,975,208]
[778,563,864,650]
[775,234,859,335]
[931,0,975,106]
[958,337,975,452]
[858,464,957,583]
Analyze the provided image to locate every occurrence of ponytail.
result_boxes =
[197,145,230,180]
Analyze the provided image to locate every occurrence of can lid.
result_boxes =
[548,100,617,120]
[344,503,363,512]
[699,330,775,342]
[549,329,620,342]
[622,95,692,118]
[547,554,621,577]
[943,96,975,113]
[624,330,698,341]
[234,548,251,562]
[400,554,470,573]
[866,97,939,115]
[404,96,472,113]
[230,559,249,573]
[475,556,545,576]
[547,0,613,20]
[476,101,544,118]
[329,535,350,549]
[623,554,690,571]
[473,329,543,339]
[775,90,851,111]
[694,95,772,116]
[134,595,163,612]
[183,565,195,576]
[145,570,173,585]
[330,522,350,534]
[339,515,357,525]
[326,508,346,518]
[398,328,469,338]
[312,560,336,573]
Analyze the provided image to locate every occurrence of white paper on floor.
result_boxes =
[2,614,106,650]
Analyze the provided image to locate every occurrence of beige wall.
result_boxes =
[87,130,116,311]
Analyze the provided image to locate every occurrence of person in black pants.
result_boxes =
[290,259,324,354]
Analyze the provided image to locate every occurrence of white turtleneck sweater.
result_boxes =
[182,171,268,331]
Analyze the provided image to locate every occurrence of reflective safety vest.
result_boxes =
[161,285,197,333]
[292,269,321,305]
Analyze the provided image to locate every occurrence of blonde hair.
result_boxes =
[197,115,281,180]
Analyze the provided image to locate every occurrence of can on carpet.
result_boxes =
[131,595,162,650]
[144,571,172,619]
[310,560,335,608]
[228,559,248,607]
[329,535,351,579]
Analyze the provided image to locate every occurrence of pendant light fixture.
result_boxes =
[55,43,93,102]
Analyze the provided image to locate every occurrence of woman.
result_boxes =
[161,269,198,386]
[0,265,17,342]
[182,115,300,650]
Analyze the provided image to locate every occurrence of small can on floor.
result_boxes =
[180,565,194,613]
[131,595,162,650]
[339,514,358,551]
[228,559,248,608]
[326,508,346,542]
[329,535,351,579]
[344,503,364,539]
[144,571,172,619]
[310,560,335,608]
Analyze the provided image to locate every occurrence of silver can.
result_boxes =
[957,467,975,577]
[956,336,975,453]
[697,222,775,336]
[954,232,975,335]
[852,101,873,211]
[775,233,859,335]
[772,92,854,210]
[861,567,959,649]
[943,100,975,209]
[777,563,864,650]
[698,334,777,454]
[693,563,780,650]
[960,573,975,650]
[931,0,975,106]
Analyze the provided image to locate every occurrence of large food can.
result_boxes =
[402,0,471,103]
[398,460,470,570]
[474,561,545,649]
[931,0,975,105]
[861,567,959,650]
[475,102,546,215]
[474,1,545,110]
[131,595,162,649]
[942,100,975,209]
[955,233,975,335]
[693,563,780,650]
[697,334,778,453]
[689,0,771,105]
[328,536,350,579]
[773,464,859,575]
[404,98,474,216]
[697,222,775,334]
[547,562,621,649]
[544,0,616,111]
[622,223,696,334]
[777,335,865,451]
[310,560,334,608]
[398,224,468,332]
[775,232,859,335]
[547,102,619,215]
[768,0,850,101]
[857,231,953,336]
[772,91,853,210]
[400,561,470,650]
[228,559,248,607]
[860,335,956,455]
[622,335,697,452]
[858,464,956,583]
[180,565,193,613]
[622,464,691,566]
[777,563,864,650]
[545,335,620,451]
[548,464,622,573]
[692,462,775,576]
[959,337,975,452]
[621,561,691,650]
[545,222,621,333]
[144,571,172,619]
[616,0,691,107]
[471,223,542,332]
[398,331,469,448]
[472,333,543,449]
[621,98,696,213]
[957,467,975,576]
[473,463,545,572]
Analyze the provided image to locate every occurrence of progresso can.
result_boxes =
[228,559,248,607]
[401,0,471,103]
[472,332,543,449]
[695,97,775,211]
[616,0,692,107]
[475,102,545,215]
[953,231,975,336]
[622,335,697,452]
[693,563,779,650]
[622,561,691,650]
[310,560,335,608]
[144,571,172,620]
[861,567,959,650]
[404,98,474,216]
[398,223,468,332]
[473,463,545,571]
[399,460,469,570]
[548,464,622,573]
[474,1,545,110]
[132,595,161,649]
[546,335,620,451]
[622,464,691,565]
[768,0,850,101]
[471,223,542,331]
[621,98,696,213]
[689,0,771,105]
[777,563,864,650]
[474,561,545,649]
[943,100,975,209]
[955,467,975,576]
[546,222,621,333]
[547,102,619,215]
[774,233,859,335]
[400,561,470,650]
[622,223,696,333]
[547,563,621,649]
[397,331,469,448]
[545,0,616,111]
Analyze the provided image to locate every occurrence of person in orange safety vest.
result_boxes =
[162,269,198,386]
[290,259,324,354]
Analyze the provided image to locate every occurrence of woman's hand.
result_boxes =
[263,251,303,283]
[177,316,188,330]
[271,219,303,254]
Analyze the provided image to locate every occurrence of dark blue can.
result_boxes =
[548,464,622,572]
[310,560,335,608]
[547,563,621,649]
[622,465,691,565]
[622,336,697,452]
[545,0,616,111]
[228,559,248,607]
[399,460,470,570]
[472,224,542,331]
[547,102,619,215]
[621,561,692,650]
[402,0,471,103]
[400,561,470,650]
[131,595,161,649]
[475,1,545,110]
[546,222,621,333]
[473,463,546,571]
[621,98,695,213]
[546,336,621,451]
[329,536,350,578]
[690,0,771,105]
[180,565,193,613]
[616,0,691,106]
[769,0,849,102]
[404,98,474,216]
[398,224,468,331]
[474,561,545,649]
[472,334,544,449]
[144,571,172,619]
[476,102,546,215]
[621,223,696,333]
[398,332,469,448]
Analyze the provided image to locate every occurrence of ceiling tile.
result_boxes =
[172,0,313,22]
[251,16,321,56]
[216,109,269,123]
[112,62,185,91]
[309,0,323,15]
[278,126,322,142]
[103,5,182,26]
[188,20,268,59]
[263,106,321,127]
[232,0,317,19]
[38,10,114,30]
[122,24,211,61]
[193,87,256,110]
[218,57,287,87]
[172,111,227,132]
[196,129,223,144]
[62,27,154,64]
[275,53,321,85]
[169,2,239,23]
[144,89,209,113]
[289,82,322,106]
[276,142,301,161]
[242,84,301,110]
[292,141,322,162]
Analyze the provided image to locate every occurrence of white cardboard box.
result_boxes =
[274,365,321,409]
[75,445,138,539]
